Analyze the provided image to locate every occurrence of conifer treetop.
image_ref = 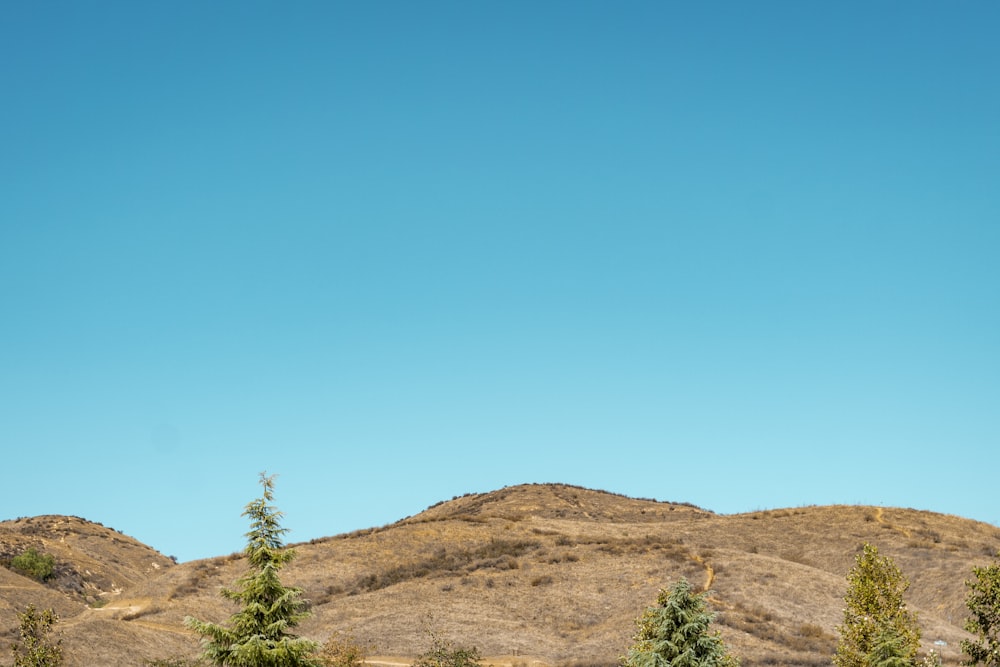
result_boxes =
[622,577,738,667]
[243,472,294,569]
[185,472,319,667]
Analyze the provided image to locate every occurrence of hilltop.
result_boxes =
[2,484,998,667]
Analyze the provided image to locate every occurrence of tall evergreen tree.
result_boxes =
[186,473,319,667]
[962,553,1000,667]
[622,578,738,667]
[834,543,920,667]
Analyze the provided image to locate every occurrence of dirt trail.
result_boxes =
[43,597,195,639]
[92,598,151,614]
[59,598,151,628]
[128,619,194,635]
[367,657,550,667]
[689,554,715,592]
[873,507,912,538]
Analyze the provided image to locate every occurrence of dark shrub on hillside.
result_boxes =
[11,548,55,582]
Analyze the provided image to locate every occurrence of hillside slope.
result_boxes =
[0,514,174,611]
[2,485,998,667]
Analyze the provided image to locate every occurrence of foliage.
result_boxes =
[834,543,920,667]
[922,651,943,667]
[316,632,368,667]
[10,548,56,582]
[962,553,1000,667]
[412,632,482,667]
[10,605,63,667]
[185,473,320,667]
[868,626,912,667]
[144,659,207,667]
[621,577,739,667]
[352,538,538,594]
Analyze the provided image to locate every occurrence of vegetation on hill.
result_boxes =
[962,552,1000,667]
[835,543,921,667]
[411,633,482,667]
[622,578,738,667]
[8,549,56,583]
[185,473,319,667]
[0,515,175,606]
[315,632,369,667]
[3,483,1000,667]
[9,604,63,667]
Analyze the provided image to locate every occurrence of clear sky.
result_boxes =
[1,2,998,563]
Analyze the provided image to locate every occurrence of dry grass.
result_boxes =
[3,484,999,667]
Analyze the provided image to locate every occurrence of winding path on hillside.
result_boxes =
[873,507,912,538]
[689,554,715,592]
[128,619,195,635]
[368,657,550,667]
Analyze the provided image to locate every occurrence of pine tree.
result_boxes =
[834,543,920,667]
[10,605,63,667]
[621,578,738,667]
[186,473,319,667]
[962,553,1000,667]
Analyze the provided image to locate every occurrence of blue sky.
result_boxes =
[2,2,998,563]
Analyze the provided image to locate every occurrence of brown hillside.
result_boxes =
[0,514,176,643]
[2,484,999,667]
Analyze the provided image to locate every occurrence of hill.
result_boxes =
[0,514,174,607]
[2,484,998,667]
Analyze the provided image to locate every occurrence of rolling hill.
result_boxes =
[2,484,998,667]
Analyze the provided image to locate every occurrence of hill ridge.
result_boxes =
[3,484,1000,667]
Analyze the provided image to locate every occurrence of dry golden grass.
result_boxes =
[3,484,999,667]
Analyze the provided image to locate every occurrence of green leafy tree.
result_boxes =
[411,632,481,667]
[962,553,1000,667]
[11,548,56,582]
[834,543,920,667]
[186,473,319,667]
[621,577,738,667]
[10,604,63,667]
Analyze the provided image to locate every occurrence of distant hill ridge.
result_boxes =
[2,483,999,667]
[399,483,709,524]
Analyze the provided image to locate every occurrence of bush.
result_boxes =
[317,632,368,667]
[11,548,56,582]
[412,633,482,667]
